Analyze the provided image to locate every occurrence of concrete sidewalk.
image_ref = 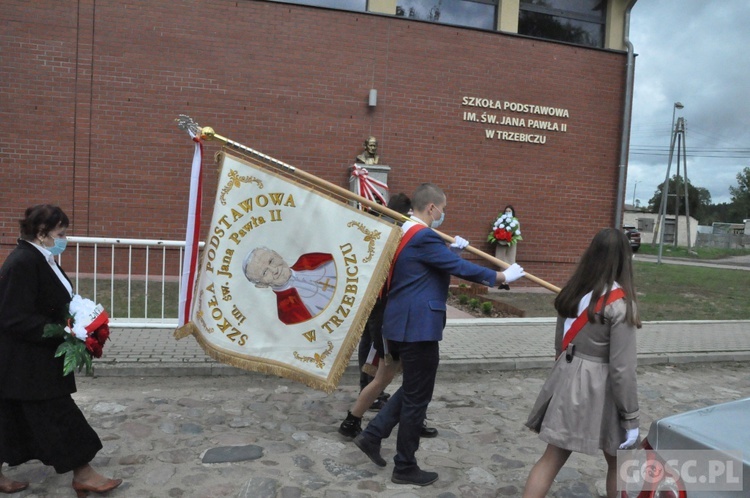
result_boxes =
[95,318,750,378]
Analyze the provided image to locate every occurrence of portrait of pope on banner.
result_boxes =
[243,247,337,325]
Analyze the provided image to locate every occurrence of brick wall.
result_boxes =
[1,0,629,288]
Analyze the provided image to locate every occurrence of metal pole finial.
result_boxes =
[175,114,201,136]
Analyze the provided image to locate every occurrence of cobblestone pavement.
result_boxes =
[6,362,750,497]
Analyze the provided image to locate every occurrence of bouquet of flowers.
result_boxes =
[43,294,111,376]
[487,212,522,246]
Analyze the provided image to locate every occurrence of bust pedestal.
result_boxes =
[349,163,391,205]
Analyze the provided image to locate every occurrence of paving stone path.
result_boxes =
[6,362,750,497]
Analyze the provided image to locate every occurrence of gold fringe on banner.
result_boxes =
[175,227,400,394]
[173,145,404,393]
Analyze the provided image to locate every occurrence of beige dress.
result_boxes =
[525,299,639,455]
[494,242,517,264]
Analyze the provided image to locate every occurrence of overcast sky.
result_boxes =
[627,0,750,209]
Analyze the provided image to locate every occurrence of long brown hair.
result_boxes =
[554,228,641,328]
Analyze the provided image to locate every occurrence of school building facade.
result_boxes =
[1,0,638,286]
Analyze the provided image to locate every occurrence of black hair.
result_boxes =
[387,193,412,216]
[18,204,70,241]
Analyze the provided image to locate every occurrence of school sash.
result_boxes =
[561,288,626,353]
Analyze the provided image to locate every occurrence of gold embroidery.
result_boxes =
[219,170,263,205]
[347,221,381,263]
[293,341,334,369]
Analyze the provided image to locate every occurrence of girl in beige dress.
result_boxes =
[522,228,641,498]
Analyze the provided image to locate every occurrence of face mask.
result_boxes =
[48,238,68,256]
[431,210,445,229]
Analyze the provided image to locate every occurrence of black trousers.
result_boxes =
[361,340,440,472]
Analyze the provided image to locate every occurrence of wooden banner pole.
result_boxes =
[192,122,560,294]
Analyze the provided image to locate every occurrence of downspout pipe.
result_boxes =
[615,0,638,230]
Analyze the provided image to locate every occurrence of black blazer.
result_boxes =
[0,239,76,400]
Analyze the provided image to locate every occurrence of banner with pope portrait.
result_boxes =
[175,151,401,393]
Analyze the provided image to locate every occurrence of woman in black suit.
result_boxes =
[0,205,122,496]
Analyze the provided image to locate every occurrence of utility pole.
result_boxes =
[657,116,690,260]
[655,102,684,263]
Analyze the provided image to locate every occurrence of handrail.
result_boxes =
[59,237,205,328]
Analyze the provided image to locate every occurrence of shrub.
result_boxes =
[481,302,494,315]
[468,298,480,310]
[458,294,470,305]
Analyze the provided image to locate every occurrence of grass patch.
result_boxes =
[73,278,179,319]
[491,261,750,321]
[634,261,750,321]
[636,243,750,260]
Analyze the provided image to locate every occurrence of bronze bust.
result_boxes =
[356,136,379,165]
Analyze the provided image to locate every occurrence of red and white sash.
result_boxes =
[561,285,626,353]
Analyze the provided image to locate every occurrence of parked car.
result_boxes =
[621,397,750,497]
[624,225,641,252]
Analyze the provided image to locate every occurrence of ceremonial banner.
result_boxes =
[175,151,401,393]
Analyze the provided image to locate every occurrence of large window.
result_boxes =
[395,0,497,31]
[518,0,606,48]
[267,0,497,31]
[268,0,367,13]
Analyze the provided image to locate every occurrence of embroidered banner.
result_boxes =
[175,152,401,393]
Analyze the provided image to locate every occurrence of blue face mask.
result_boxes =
[431,210,445,229]
[48,237,68,256]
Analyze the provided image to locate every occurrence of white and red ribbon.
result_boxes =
[350,164,388,206]
[178,132,204,326]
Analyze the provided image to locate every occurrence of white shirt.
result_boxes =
[562,282,621,341]
[29,241,73,297]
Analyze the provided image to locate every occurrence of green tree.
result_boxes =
[647,175,712,221]
[729,167,750,220]
[701,202,734,225]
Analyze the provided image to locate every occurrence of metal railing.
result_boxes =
[60,237,204,328]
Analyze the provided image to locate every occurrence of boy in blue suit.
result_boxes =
[354,183,525,486]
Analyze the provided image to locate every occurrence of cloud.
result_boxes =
[628,0,750,208]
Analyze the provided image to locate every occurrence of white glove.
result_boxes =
[449,235,469,253]
[619,428,639,449]
[502,263,525,284]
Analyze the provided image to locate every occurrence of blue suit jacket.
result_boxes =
[382,227,497,342]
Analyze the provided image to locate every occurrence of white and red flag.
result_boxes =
[175,151,400,393]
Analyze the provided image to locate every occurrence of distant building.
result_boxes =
[624,213,698,248]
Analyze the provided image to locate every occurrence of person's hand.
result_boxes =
[449,236,469,253]
[502,263,525,284]
[619,428,639,449]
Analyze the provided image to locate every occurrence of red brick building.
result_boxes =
[1,0,637,287]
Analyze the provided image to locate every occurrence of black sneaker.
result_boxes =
[338,411,362,438]
[368,392,390,411]
[391,468,439,486]
[354,434,387,467]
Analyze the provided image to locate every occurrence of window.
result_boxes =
[518,0,606,48]
[268,0,497,31]
[395,0,497,31]
[268,0,367,13]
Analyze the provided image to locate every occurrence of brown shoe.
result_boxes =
[72,477,123,497]
[0,478,29,494]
